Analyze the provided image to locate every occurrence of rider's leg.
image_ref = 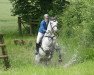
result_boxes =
[36,43,40,54]
[36,32,44,54]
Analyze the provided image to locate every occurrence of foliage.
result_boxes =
[59,0,94,62]
[0,1,94,74]
[1,60,94,75]
[9,0,66,22]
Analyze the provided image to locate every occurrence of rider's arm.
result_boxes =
[40,21,46,33]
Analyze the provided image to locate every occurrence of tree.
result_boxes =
[9,0,67,34]
[10,0,67,21]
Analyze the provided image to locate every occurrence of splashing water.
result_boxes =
[63,50,79,68]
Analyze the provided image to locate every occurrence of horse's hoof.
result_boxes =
[58,59,62,62]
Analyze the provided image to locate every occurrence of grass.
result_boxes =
[0,0,17,35]
[0,0,94,75]
[0,60,94,75]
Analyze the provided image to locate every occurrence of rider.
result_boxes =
[36,14,49,55]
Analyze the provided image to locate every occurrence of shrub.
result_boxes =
[59,0,94,62]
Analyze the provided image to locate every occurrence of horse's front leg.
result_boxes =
[58,49,62,62]
[55,43,62,62]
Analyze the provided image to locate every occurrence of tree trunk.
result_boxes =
[18,17,22,35]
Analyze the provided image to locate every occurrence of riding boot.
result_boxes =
[35,43,40,55]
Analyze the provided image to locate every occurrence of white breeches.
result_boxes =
[36,32,44,44]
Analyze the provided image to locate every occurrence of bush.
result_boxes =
[10,0,66,22]
[59,0,94,62]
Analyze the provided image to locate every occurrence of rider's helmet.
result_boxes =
[44,14,49,19]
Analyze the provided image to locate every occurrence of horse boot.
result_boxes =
[35,43,40,55]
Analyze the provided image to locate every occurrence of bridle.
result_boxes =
[50,21,57,32]
[40,21,57,54]
[44,21,57,39]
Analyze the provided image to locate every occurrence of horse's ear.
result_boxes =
[53,16,57,20]
[54,16,56,19]
[50,17,53,20]
[50,17,57,21]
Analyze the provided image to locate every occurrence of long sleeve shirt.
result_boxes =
[38,20,47,34]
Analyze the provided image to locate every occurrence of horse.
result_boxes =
[35,17,62,64]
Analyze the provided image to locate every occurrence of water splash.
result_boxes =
[63,50,79,68]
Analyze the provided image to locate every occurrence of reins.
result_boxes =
[40,21,58,54]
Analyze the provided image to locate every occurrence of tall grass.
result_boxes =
[0,60,94,75]
[58,0,94,63]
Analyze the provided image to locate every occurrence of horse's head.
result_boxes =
[50,17,58,32]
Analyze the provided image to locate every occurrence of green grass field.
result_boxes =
[0,60,94,75]
[0,0,94,75]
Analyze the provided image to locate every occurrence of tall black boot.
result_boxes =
[35,43,40,55]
